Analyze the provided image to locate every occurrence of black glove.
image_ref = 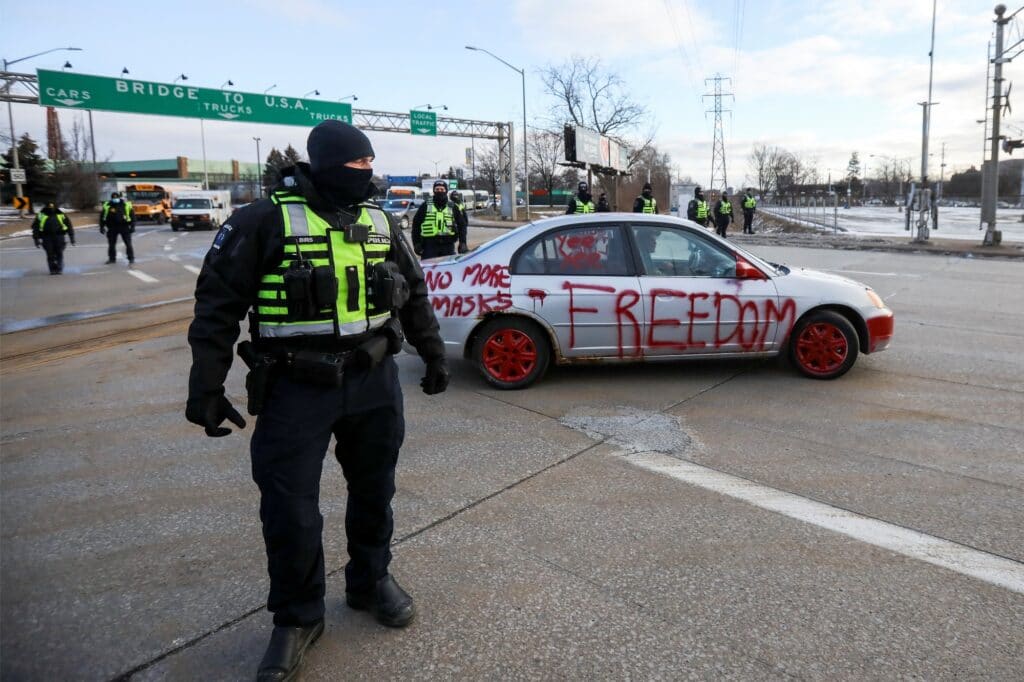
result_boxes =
[457,242,469,254]
[129,225,135,233]
[414,247,423,257]
[70,240,76,246]
[186,393,246,437]
[34,240,40,248]
[99,226,106,235]
[420,358,450,395]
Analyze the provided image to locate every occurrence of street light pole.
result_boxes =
[466,45,530,219]
[3,47,81,215]
[253,136,262,199]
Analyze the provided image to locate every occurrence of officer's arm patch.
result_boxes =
[212,223,234,250]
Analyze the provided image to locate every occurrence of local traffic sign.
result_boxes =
[410,110,437,136]
[9,168,26,183]
[37,70,352,127]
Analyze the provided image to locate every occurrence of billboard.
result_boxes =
[563,124,628,172]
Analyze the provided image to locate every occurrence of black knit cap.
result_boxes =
[307,120,375,175]
[433,180,447,190]
[643,182,652,191]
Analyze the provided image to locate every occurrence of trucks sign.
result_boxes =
[37,70,352,127]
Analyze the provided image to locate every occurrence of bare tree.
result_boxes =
[476,147,501,204]
[527,129,564,206]
[540,56,653,173]
[53,117,100,209]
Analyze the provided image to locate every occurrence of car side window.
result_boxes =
[631,224,736,277]
[512,225,631,276]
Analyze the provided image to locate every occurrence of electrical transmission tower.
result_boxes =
[703,74,733,192]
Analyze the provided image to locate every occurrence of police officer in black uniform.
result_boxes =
[633,182,657,213]
[566,181,595,214]
[99,192,135,265]
[186,120,449,682]
[32,202,75,274]
[686,186,711,228]
[411,181,468,258]
[596,192,611,212]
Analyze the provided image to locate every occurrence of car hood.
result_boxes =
[787,267,864,288]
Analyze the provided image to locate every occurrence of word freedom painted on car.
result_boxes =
[36,70,352,127]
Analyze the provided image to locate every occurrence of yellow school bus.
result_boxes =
[124,184,172,223]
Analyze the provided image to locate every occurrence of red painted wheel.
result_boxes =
[789,310,859,380]
[473,317,550,389]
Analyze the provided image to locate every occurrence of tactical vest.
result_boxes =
[695,200,709,219]
[743,196,757,209]
[574,198,595,214]
[453,200,466,214]
[38,213,69,233]
[641,197,656,214]
[420,203,455,238]
[255,192,392,340]
[102,201,133,221]
[719,200,732,216]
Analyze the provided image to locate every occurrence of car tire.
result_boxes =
[473,317,550,389]
[789,310,859,380]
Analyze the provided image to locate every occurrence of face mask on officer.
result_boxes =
[433,182,448,207]
[695,187,704,201]
[578,182,591,201]
[307,120,376,208]
[642,183,653,198]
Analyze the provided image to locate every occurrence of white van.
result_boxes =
[170,191,232,231]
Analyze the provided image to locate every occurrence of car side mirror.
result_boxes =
[735,258,766,280]
[217,203,224,209]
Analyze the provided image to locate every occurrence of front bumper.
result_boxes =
[866,310,895,353]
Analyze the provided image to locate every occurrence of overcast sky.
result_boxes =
[2,0,1004,186]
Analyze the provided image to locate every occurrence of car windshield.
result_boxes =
[174,199,212,209]
[382,200,410,209]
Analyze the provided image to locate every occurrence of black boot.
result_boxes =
[256,620,324,682]
[346,575,415,628]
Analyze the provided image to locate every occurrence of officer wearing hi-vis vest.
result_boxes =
[713,190,734,239]
[31,202,75,274]
[99,192,135,265]
[686,185,711,228]
[633,181,658,213]
[186,120,449,682]
[411,181,468,258]
[741,188,757,234]
[566,181,595,214]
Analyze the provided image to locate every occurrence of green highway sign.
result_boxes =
[409,109,437,136]
[37,69,352,127]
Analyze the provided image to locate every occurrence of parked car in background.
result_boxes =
[417,214,894,389]
[381,198,420,229]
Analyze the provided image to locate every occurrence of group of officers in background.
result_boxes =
[563,181,758,238]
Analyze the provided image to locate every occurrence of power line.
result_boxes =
[678,0,705,76]
[662,0,700,92]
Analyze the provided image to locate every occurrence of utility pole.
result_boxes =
[982,4,1016,246]
[703,74,733,192]
[912,0,939,242]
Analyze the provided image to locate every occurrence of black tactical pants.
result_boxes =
[250,356,405,626]
[41,234,66,273]
[743,210,754,233]
[106,226,134,263]
[420,239,455,259]
[716,218,730,239]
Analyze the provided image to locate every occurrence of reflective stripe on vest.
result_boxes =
[719,200,732,215]
[38,213,69,232]
[642,197,656,214]
[256,193,392,340]
[696,200,708,219]
[574,198,595,214]
[420,203,455,238]
[743,196,756,209]
[103,201,130,221]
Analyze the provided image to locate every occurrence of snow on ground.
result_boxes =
[763,205,1024,243]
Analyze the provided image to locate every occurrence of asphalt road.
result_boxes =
[1,228,1022,680]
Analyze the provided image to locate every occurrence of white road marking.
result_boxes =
[624,451,1024,595]
[183,265,201,275]
[163,244,172,251]
[168,237,178,243]
[126,269,159,283]
[168,254,180,262]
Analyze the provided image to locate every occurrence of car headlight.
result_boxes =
[866,288,886,309]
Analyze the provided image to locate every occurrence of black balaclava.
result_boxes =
[642,182,653,198]
[578,181,591,202]
[307,120,375,208]
[695,186,704,201]
[44,202,57,214]
[432,180,448,208]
